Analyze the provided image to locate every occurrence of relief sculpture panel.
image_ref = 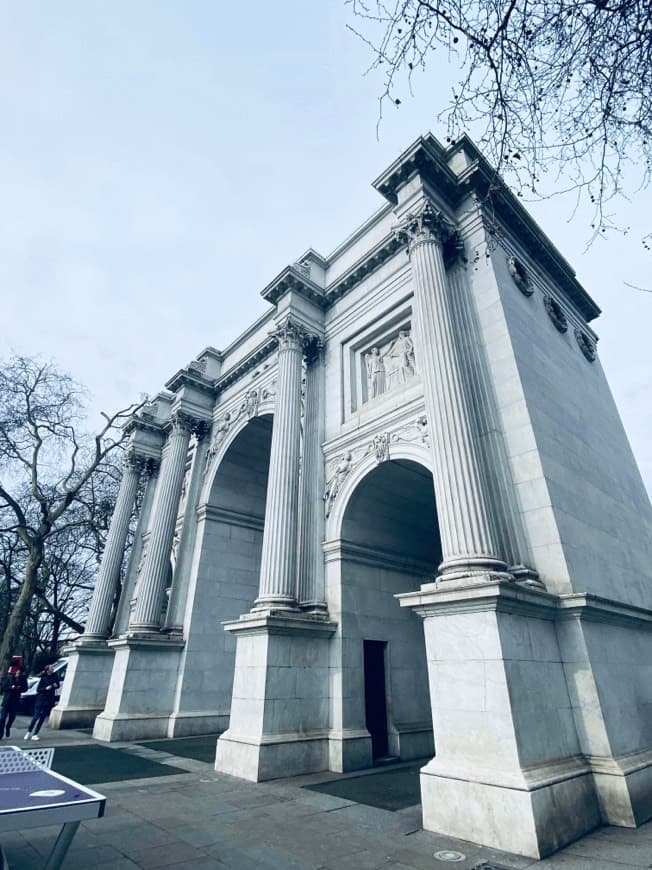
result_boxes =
[363,328,416,403]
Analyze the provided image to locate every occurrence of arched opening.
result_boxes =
[173,415,273,729]
[334,458,440,767]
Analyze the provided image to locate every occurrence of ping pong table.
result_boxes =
[0,745,105,870]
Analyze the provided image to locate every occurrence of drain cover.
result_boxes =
[434,851,466,862]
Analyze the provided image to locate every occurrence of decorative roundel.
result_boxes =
[507,256,533,296]
[543,295,568,333]
[574,327,597,362]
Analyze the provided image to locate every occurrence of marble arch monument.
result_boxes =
[53,134,652,858]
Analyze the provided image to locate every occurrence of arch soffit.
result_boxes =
[198,401,275,507]
[326,440,434,542]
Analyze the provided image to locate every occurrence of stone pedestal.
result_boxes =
[400,581,602,858]
[215,612,336,781]
[49,642,115,729]
[92,635,184,742]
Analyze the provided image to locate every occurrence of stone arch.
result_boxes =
[325,440,433,543]
[169,413,274,735]
[325,448,440,771]
[199,400,275,509]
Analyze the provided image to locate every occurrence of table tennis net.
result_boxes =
[0,747,54,773]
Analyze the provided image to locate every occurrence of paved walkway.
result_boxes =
[1,716,650,869]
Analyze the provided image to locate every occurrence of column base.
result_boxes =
[166,711,229,738]
[215,611,336,782]
[420,757,600,859]
[327,729,373,773]
[591,750,652,826]
[50,641,115,730]
[92,634,184,743]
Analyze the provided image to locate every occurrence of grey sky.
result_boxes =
[1,2,650,495]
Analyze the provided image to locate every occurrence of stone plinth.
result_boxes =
[215,612,336,781]
[399,581,602,858]
[92,634,185,742]
[50,641,116,729]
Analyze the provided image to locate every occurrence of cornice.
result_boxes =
[457,158,601,322]
[124,416,166,437]
[371,132,600,324]
[214,337,277,391]
[165,367,217,397]
[372,134,459,206]
[261,264,328,308]
[325,232,405,304]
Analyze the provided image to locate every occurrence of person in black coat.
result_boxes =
[24,664,60,741]
[0,664,29,739]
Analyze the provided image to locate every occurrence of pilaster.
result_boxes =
[164,422,211,632]
[298,337,327,612]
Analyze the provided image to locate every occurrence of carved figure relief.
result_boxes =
[363,327,417,402]
[323,451,352,517]
[364,348,386,398]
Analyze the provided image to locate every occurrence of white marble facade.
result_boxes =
[53,135,652,858]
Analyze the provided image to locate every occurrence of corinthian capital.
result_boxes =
[394,201,457,251]
[170,411,200,435]
[271,316,309,351]
[123,450,146,474]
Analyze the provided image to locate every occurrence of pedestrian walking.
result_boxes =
[0,659,28,739]
[24,664,60,741]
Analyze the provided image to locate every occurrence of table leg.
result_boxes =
[44,820,80,870]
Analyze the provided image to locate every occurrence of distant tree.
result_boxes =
[349,0,652,244]
[0,355,141,674]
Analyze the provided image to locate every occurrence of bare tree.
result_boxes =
[349,0,652,244]
[0,355,141,674]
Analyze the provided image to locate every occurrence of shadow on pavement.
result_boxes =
[303,762,422,811]
[52,744,186,785]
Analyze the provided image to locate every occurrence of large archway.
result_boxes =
[328,458,440,770]
[170,415,273,733]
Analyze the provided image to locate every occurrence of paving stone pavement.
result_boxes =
[1,715,650,869]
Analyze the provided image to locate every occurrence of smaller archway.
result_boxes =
[172,415,273,730]
[331,458,440,768]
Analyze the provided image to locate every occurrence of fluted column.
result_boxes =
[164,423,211,631]
[397,201,509,582]
[298,338,327,611]
[113,459,160,636]
[83,452,143,640]
[447,262,533,575]
[130,412,196,630]
[254,317,307,610]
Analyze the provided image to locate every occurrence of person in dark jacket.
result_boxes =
[0,664,28,739]
[24,665,60,741]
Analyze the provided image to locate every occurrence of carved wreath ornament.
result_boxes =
[574,328,597,362]
[543,295,568,333]
[507,256,533,296]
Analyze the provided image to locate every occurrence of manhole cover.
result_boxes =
[434,851,466,863]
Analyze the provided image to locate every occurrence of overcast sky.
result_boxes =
[1,2,650,496]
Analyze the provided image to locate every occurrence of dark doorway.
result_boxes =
[364,640,389,760]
